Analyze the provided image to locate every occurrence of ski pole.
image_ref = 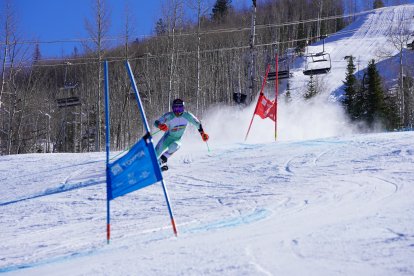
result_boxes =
[110,132,162,161]
[205,141,211,152]
[151,129,162,136]
[110,130,161,161]
[110,145,131,161]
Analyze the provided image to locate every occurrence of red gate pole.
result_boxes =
[245,64,271,141]
[275,54,279,141]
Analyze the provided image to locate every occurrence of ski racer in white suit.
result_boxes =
[154,99,209,169]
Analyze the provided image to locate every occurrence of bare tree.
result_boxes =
[0,0,19,154]
[387,11,413,126]
[114,1,136,150]
[0,0,15,111]
[162,0,185,109]
[187,0,213,115]
[84,0,111,151]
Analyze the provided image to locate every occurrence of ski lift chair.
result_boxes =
[303,52,332,76]
[60,62,79,90]
[408,40,414,50]
[267,57,291,81]
[56,96,81,108]
[267,70,290,80]
[56,61,81,108]
[56,90,81,108]
[61,82,78,90]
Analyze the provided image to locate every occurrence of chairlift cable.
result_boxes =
[9,27,362,68]
[0,7,380,47]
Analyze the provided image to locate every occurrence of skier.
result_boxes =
[154,98,209,171]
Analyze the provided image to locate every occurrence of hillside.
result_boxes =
[1,4,414,276]
[245,4,414,144]
[288,4,414,99]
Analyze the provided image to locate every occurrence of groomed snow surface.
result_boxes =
[1,131,414,275]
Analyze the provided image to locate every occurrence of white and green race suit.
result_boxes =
[154,111,202,159]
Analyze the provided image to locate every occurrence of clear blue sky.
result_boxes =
[6,0,414,59]
[12,0,165,58]
[7,0,250,58]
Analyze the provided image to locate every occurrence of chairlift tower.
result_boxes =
[247,0,257,104]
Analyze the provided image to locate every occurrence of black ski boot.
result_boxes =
[160,155,168,171]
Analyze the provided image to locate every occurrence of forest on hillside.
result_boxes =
[0,0,412,155]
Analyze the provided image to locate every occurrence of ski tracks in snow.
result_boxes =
[170,134,409,243]
[1,132,414,274]
[0,159,105,206]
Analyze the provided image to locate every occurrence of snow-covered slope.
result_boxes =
[1,131,414,275]
[2,4,414,276]
[245,4,414,144]
[289,4,414,99]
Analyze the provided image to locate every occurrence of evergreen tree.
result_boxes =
[343,56,359,120]
[384,92,401,130]
[353,87,366,122]
[72,46,79,58]
[304,75,318,100]
[33,43,42,64]
[211,0,232,22]
[373,0,385,9]
[365,59,387,127]
[155,18,167,36]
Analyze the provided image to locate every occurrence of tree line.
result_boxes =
[0,0,412,155]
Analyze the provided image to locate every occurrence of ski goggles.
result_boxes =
[172,105,184,114]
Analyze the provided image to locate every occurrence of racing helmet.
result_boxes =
[172,98,185,115]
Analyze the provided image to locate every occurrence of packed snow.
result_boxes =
[1,4,414,276]
[1,130,414,275]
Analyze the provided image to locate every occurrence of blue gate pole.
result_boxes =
[125,60,178,236]
[104,60,111,244]
[125,61,150,132]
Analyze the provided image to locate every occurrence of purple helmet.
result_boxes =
[172,98,185,115]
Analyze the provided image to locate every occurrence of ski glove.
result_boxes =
[198,125,208,142]
[201,132,209,142]
[158,123,168,131]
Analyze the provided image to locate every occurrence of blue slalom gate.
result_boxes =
[104,60,178,243]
